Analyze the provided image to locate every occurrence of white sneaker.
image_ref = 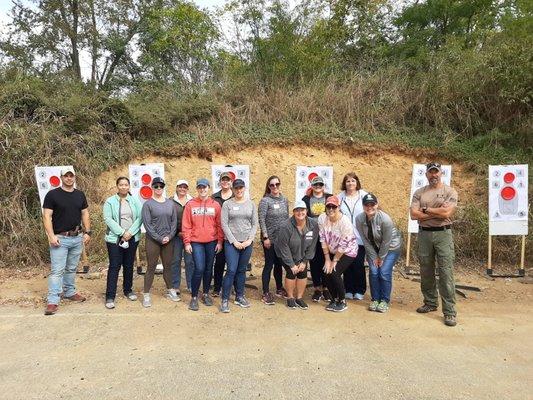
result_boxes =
[345,292,354,300]
[105,299,115,309]
[354,293,365,300]
[125,292,137,301]
[142,293,152,308]
[166,288,181,302]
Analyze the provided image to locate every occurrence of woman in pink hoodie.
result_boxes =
[182,178,224,311]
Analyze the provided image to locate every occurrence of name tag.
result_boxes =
[305,231,314,239]
[273,204,280,209]
[206,207,215,215]
[233,206,240,211]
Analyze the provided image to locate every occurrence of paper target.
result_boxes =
[408,164,452,233]
[129,163,165,203]
[211,165,250,197]
[488,164,528,235]
[34,166,76,206]
[295,166,334,202]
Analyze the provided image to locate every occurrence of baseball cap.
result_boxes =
[60,167,75,176]
[196,178,210,187]
[293,200,307,211]
[151,177,165,187]
[325,196,340,207]
[232,179,245,188]
[426,162,442,172]
[176,179,189,187]
[219,172,232,181]
[362,193,378,205]
[311,176,324,185]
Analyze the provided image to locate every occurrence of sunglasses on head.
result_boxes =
[269,182,281,188]
[153,185,164,189]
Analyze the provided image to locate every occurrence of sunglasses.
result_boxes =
[312,183,324,187]
[269,182,281,188]
[326,205,338,209]
[153,185,164,189]
[177,185,188,189]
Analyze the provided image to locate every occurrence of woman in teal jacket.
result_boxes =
[103,177,143,309]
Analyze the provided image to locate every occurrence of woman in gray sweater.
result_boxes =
[355,193,402,313]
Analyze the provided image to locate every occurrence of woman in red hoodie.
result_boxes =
[182,178,224,311]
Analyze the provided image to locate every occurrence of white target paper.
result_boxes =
[408,164,452,233]
[295,166,334,203]
[35,166,76,206]
[129,163,165,203]
[488,164,528,236]
[211,165,250,197]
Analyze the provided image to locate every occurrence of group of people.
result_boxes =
[42,162,458,326]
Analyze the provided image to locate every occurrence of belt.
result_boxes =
[57,226,82,236]
[420,225,451,232]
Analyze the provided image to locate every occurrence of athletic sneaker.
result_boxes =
[166,289,181,302]
[125,292,137,301]
[368,300,379,312]
[261,292,275,305]
[354,293,364,300]
[377,301,389,313]
[189,297,199,311]
[322,289,332,301]
[202,293,213,306]
[416,304,438,313]
[325,300,336,311]
[345,292,354,300]
[220,299,230,313]
[311,290,322,302]
[334,300,348,312]
[276,288,289,299]
[295,298,308,309]
[235,296,251,308]
[105,299,115,309]
[286,298,297,309]
[142,293,152,308]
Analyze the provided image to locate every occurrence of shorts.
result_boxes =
[283,264,307,280]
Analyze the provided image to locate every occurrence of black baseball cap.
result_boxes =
[362,193,378,205]
[151,177,165,187]
[232,179,245,188]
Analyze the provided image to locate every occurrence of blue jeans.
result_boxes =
[47,234,84,304]
[191,241,217,297]
[368,250,400,303]
[171,235,195,290]
[222,241,253,300]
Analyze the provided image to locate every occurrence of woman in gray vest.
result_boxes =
[355,193,402,313]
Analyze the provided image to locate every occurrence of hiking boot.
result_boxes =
[65,293,86,302]
[368,300,379,312]
[125,292,137,301]
[416,304,438,313]
[444,315,457,327]
[105,299,115,309]
[325,300,336,311]
[142,293,152,308]
[220,299,230,313]
[261,292,275,305]
[333,300,348,312]
[322,289,332,301]
[276,288,288,299]
[202,293,213,306]
[189,297,199,311]
[235,296,251,308]
[166,289,181,302]
[286,298,297,309]
[354,293,364,301]
[377,301,389,313]
[44,304,58,315]
[295,298,308,310]
[312,290,322,302]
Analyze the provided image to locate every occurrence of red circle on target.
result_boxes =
[503,172,515,184]
[49,176,60,187]
[501,186,516,200]
[308,172,318,182]
[140,186,153,199]
[141,174,152,185]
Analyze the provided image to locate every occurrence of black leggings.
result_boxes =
[261,243,283,293]
[309,240,325,287]
[323,254,356,301]
[343,245,367,295]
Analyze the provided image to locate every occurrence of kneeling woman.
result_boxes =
[275,200,319,309]
[219,179,258,312]
[318,196,359,312]
[356,194,402,313]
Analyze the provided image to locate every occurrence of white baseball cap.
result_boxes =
[60,167,75,176]
[293,200,307,211]
[176,179,189,187]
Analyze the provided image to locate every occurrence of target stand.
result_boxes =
[487,235,527,278]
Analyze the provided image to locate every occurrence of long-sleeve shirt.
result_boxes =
[221,198,258,244]
[141,198,178,244]
[182,196,224,245]
[318,213,358,257]
[355,210,402,261]
[275,216,318,268]
[258,194,289,243]
[337,189,368,245]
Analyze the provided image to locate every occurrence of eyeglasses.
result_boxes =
[312,183,324,187]
[326,205,338,210]
[269,182,281,188]
[153,185,164,189]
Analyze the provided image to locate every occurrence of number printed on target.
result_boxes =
[294,166,333,202]
[129,163,165,203]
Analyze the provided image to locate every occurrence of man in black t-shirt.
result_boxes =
[42,167,91,315]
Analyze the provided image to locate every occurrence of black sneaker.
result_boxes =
[322,289,332,301]
[334,300,347,312]
[312,290,322,302]
[295,298,308,309]
[325,300,336,311]
[286,298,297,309]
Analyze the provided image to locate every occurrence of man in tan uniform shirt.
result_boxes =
[410,163,458,327]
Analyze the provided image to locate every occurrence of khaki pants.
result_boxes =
[417,229,456,316]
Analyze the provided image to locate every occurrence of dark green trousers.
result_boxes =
[417,229,456,316]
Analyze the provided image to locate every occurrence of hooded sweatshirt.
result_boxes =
[182,196,224,245]
[275,216,319,268]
